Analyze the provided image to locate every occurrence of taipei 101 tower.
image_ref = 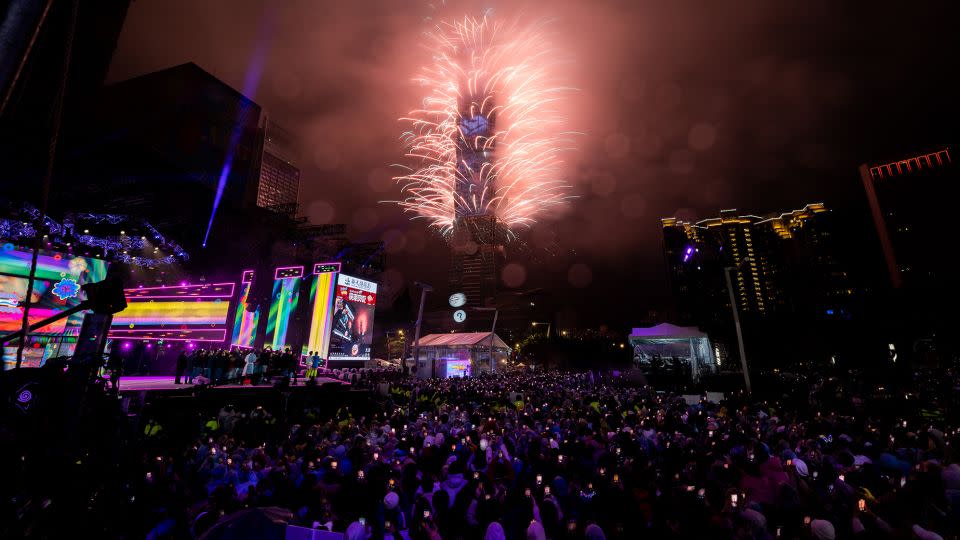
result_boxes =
[448,78,505,309]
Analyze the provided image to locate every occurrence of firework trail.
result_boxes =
[394,16,574,239]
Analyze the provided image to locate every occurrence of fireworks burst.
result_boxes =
[394,16,575,239]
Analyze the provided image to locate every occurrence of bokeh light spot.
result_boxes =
[501,263,527,288]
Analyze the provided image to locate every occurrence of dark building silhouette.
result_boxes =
[860,146,959,363]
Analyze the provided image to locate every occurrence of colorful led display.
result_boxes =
[265,266,303,350]
[302,262,340,359]
[328,273,377,361]
[0,246,108,368]
[230,270,259,348]
[108,282,234,342]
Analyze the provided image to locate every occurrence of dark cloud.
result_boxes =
[108,0,959,326]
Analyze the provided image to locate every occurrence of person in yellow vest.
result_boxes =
[143,419,163,438]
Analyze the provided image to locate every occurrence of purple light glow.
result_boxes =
[122,342,132,350]
[682,246,694,263]
[202,8,273,248]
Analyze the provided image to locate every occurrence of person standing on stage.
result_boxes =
[255,349,269,385]
[185,349,198,384]
[174,350,188,384]
[205,350,216,385]
[242,349,257,383]
[309,351,321,381]
[283,347,298,385]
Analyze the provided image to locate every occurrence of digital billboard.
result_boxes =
[1,246,108,368]
[302,262,340,360]
[265,266,302,350]
[230,270,259,348]
[109,282,234,341]
[328,273,377,362]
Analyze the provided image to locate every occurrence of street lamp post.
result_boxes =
[474,307,499,372]
[723,259,753,395]
[412,281,433,377]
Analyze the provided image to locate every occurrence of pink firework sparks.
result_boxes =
[394,16,575,239]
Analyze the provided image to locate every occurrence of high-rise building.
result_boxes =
[447,98,505,308]
[55,62,266,249]
[662,203,851,326]
[256,119,300,215]
[859,147,955,291]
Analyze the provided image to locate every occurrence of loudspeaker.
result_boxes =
[82,276,127,314]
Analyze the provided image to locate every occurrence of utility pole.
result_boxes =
[723,259,753,395]
[412,281,432,377]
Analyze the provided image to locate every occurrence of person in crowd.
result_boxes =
[120,368,959,540]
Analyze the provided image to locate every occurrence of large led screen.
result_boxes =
[302,262,340,359]
[109,282,234,341]
[230,270,259,348]
[265,266,302,350]
[328,273,377,362]
[1,246,108,368]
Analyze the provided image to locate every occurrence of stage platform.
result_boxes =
[116,375,348,393]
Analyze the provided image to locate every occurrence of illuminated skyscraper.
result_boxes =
[256,119,300,216]
[662,203,850,324]
[448,96,505,308]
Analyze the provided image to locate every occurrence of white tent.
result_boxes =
[628,323,717,381]
[413,332,510,379]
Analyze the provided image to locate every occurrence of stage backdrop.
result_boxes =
[230,270,259,348]
[264,266,302,351]
[108,282,235,342]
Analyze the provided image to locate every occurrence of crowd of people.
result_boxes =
[172,347,316,386]
[120,366,960,540]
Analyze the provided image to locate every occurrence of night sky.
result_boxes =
[107,0,959,328]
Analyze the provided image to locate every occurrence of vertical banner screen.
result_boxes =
[230,270,258,348]
[328,273,377,361]
[265,266,302,350]
[303,262,340,359]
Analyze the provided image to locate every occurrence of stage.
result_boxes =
[116,375,348,393]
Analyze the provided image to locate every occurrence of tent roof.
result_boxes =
[629,323,707,340]
[415,332,510,349]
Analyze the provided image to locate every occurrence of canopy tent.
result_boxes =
[628,323,717,381]
[414,332,510,378]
